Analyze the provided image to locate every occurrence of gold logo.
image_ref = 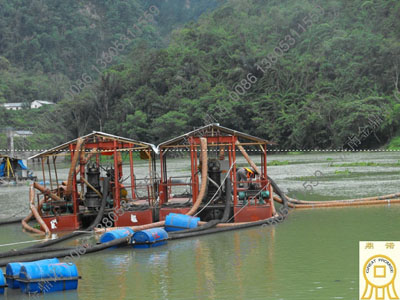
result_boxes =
[361,242,400,300]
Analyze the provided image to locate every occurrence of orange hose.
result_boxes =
[186,137,208,216]
[293,198,400,208]
[235,140,261,176]
[132,137,208,229]
[274,195,296,208]
[22,186,50,235]
[96,137,209,234]
[275,194,400,208]
[33,182,61,202]
[22,211,45,235]
[66,138,84,196]
[287,192,400,205]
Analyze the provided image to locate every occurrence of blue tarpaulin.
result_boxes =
[0,161,4,177]
[0,158,27,177]
[18,160,28,170]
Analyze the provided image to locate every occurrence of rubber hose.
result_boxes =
[267,176,289,209]
[186,137,208,216]
[168,213,284,240]
[0,235,131,267]
[169,178,232,236]
[0,217,24,226]
[175,176,288,232]
[0,177,111,260]
[0,246,75,259]
[66,138,84,196]
[27,177,110,249]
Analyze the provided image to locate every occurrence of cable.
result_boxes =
[194,160,236,217]
[170,178,232,235]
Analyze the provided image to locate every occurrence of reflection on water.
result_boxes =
[0,152,399,299]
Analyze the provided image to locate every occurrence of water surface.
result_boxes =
[0,152,399,299]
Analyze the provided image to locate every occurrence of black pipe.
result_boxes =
[0,178,110,259]
[0,246,76,259]
[0,177,289,262]
[169,177,288,240]
[27,177,110,249]
[168,213,285,241]
[0,217,24,226]
[267,175,289,207]
[0,235,131,267]
[169,178,232,235]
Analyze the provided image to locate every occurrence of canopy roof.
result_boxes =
[29,131,157,159]
[158,123,274,148]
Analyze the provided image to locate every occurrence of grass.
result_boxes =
[286,151,304,155]
[293,170,399,181]
[268,160,290,166]
[329,161,400,167]
[334,169,351,175]
[388,136,400,150]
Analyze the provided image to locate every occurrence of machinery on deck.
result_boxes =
[158,124,275,223]
[28,132,157,231]
[26,125,276,233]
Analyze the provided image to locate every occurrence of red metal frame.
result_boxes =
[34,127,273,231]
[35,134,155,232]
[158,133,272,223]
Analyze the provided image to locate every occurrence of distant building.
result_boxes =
[30,100,54,109]
[14,130,33,136]
[1,103,24,110]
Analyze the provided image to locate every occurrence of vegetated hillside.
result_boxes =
[0,0,224,149]
[2,0,400,150]
[0,0,222,77]
[0,0,223,104]
[58,0,398,148]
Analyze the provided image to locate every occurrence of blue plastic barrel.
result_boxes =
[133,228,168,248]
[164,213,200,232]
[100,227,134,247]
[19,262,79,294]
[0,269,5,294]
[6,258,60,289]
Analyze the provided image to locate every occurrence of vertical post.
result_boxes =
[159,149,168,205]
[190,138,197,204]
[47,157,53,191]
[80,150,85,200]
[148,151,154,204]
[53,156,60,196]
[263,144,267,180]
[70,144,78,214]
[232,137,237,206]
[113,141,120,209]
[41,158,46,188]
[129,149,135,200]
[228,144,232,182]
[6,128,14,157]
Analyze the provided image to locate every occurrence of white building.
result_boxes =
[1,103,24,110]
[30,100,54,109]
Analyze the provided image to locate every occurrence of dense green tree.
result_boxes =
[1,0,399,150]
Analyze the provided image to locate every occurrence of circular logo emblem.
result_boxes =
[362,254,399,299]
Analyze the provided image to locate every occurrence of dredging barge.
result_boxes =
[24,125,282,234]
[1,124,399,295]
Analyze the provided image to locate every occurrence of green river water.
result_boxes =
[0,152,399,300]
